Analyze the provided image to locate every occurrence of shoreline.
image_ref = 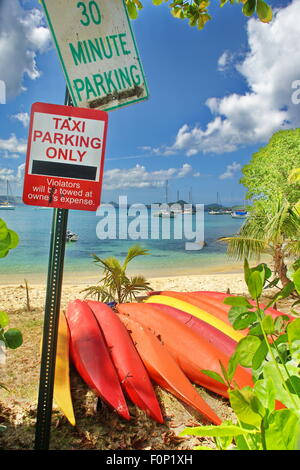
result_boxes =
[0,261,247,286]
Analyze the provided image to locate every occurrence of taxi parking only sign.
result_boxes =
[41,0,149,111]
[23,102,108,211]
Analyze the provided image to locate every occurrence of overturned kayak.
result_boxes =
[86,300,163,424]
[117,302,253,399]
[119,314,222,425]
[145,294,244,342]
[53,311,76,426]
[145,301,237,357]
[66,300,130,420]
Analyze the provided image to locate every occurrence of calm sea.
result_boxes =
[0,205,245,282]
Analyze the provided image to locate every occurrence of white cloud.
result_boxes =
[0,134,27,157]
[0,1,51,99]
[152,1,300,156]
[103,164,193,190]
[217,51,233,72]
[219,161,241,180]
[11,112,30,128]
[0,163,25,183]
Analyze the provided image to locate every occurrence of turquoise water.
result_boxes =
[0,206,245,282]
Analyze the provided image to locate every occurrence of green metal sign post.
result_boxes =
[34,91,71,451]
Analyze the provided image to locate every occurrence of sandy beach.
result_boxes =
[0,271,252,313]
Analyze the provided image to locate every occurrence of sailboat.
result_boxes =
[208,192,226,215]
[0,181,16,210]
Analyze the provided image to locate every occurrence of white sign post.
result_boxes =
[41,0,149,111]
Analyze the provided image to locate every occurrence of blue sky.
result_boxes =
[0,0,299,205]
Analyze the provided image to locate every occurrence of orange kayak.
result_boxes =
[145,302,237,357]
[119,314,222,425]
[86,300,163,424]
[66,300,130,420]
[145,294,244,341]
[117,303,253,399]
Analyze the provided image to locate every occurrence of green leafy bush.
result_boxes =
[181,258,300,450]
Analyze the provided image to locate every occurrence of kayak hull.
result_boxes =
[117,302,253,399]
[86,300,163,424]
[119,314,222,425]
[65,300,130,420]
[145,294,244,342]
[53,312,76,426]
[145,302,237,357]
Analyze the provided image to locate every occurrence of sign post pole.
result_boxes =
[34,91,71,451]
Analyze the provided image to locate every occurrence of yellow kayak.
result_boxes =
[53,312,76,426]
[144,295,244,343]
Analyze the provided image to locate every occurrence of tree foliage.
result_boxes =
[125,0,273,29]
[241,129,300,205]
[219,196,300,285]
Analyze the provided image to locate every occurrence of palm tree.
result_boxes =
[219,196,300,286]
[82,245,152,304]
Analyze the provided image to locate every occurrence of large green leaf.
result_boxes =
[254,377,276,413]
[0,311,9,328]
[265,409,300,450]
[247,270,264,299]
[256,0,272,23]
[229,388,263,427]
[180,422,258,438]
[242,0,256,17]
[233,335,261,368]
[4,328,23,349]
[0,219,8,241]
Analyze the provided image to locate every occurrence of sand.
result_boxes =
[0,271,249,313]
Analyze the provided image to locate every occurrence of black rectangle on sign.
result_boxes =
[31,160,97,181]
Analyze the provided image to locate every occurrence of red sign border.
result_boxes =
[23,102,108,211]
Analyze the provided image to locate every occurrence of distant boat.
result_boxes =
[153,210,176,218]
[66,230,79,242]
[0,181,16,210]
[231,210,248,219]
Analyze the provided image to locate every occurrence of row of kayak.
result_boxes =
[53,291,288,427]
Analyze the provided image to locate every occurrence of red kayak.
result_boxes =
[119,314,222,425]
[86,300,163,424]
[145,302,237,357]
[117,302,253,399]
[65,300,130,420]
[189,291,293,321]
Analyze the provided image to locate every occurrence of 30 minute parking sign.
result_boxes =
[41,0,149,112]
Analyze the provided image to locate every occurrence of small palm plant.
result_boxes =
[82,245,152,304]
